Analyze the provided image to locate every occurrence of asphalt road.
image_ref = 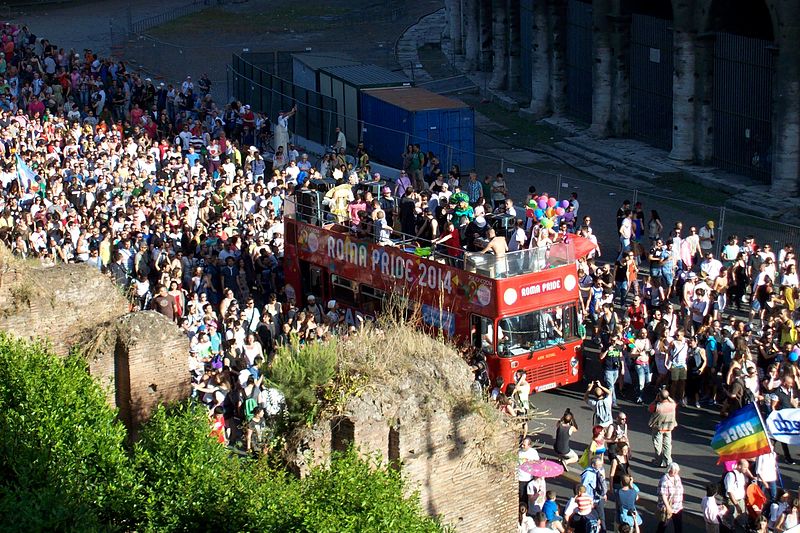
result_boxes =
[525,376,800,532]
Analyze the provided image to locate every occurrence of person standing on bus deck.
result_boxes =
[394,170,412,199]
[334,127,346,152]
[378,186,398,228]
[479,227,508,277]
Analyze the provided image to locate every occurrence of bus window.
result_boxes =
[331,274,358,306]
[497,304,578,357]
[471,315,493,354]
[360,285,387,315]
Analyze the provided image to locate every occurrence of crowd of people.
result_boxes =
[514,197,800,532]
[2,18,799,533]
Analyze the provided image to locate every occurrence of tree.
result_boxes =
[0,334,138,531]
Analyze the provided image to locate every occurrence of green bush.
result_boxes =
[268,337,337,426]
[133,404,255,532]
[298,451,443,533]
[0,334,138,531]
[0,335,446,532]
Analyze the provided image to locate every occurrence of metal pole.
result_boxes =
[500,157,504,176]
[556,174,562,195]
[632,189,638,207]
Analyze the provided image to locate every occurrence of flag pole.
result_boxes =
[756,402,775,454]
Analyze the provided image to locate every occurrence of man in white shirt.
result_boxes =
[619,212,633,257]
[518,437,540,502]
[334,127,346,151]
[700,252,723,281]
[724,459,748,521]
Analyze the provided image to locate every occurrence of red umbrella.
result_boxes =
[519,459,565,478]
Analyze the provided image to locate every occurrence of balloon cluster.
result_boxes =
[525,194,571,230]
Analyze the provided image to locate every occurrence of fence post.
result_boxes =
[556,174,562,195]
[500,157,504,176]
[447,145,453,174]
[632,189,638,207]
[716,205,726,257]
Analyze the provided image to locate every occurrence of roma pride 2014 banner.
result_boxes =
[711,403,772,463]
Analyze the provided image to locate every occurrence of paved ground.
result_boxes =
[10,0,169,56]
[529,378,800,532]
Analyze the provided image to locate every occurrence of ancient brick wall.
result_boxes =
[295,388,517,532]
[0,259,190,429]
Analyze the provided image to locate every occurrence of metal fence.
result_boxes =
[223,55,800,257]
[130,0,209,35]
[229,54,338,148]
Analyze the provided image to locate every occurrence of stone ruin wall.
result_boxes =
[295,390,518,531]
[0,260,189,429]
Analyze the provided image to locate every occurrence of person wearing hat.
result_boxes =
[304,294,323,324]
[325,300,340,326]
[699,220,715,254]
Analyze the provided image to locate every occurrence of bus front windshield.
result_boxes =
[496,305,578,357]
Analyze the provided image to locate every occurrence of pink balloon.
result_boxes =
[547,197,557,208]
[555,207,565,216]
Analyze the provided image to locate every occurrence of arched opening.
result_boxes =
[628,0,674,149]
[331,416,355,453]
[565,0,593,123]
[709,0,775,182]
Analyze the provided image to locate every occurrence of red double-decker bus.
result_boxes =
[282,197,584,392]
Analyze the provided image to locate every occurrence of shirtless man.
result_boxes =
[480,228,509,277]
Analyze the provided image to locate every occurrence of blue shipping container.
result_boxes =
[360,87,475,173]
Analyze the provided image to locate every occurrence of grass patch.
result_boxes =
[652,172,732,207]
[150,5,350,36]
[462,94,565,147]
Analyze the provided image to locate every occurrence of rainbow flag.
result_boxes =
[711,403,772,463]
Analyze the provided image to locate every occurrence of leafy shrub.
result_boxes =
[0,334,137,531]
[268,336,337,426]
[133,403,255,532]
[0,335,446,532]
[298,451,444,533]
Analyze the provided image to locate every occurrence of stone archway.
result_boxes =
[705,0,776,182]
[628,0,674,150]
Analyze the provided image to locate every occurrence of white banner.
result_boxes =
[766,409,800,445]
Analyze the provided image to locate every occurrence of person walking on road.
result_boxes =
[772,373,799,464]
[584,380,614,429]
[581,455,607,533]
[701,483,729,533]
[648,388,678,467]
[666,329,690,406]
[600,334,625,408]
[723,458,749,527]
[554,409,579,471]
[518,436,540,504]
[656,463,684,533]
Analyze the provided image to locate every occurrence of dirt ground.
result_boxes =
[118,0,443,101]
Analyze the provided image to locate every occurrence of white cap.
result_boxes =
[327,300,336,310]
